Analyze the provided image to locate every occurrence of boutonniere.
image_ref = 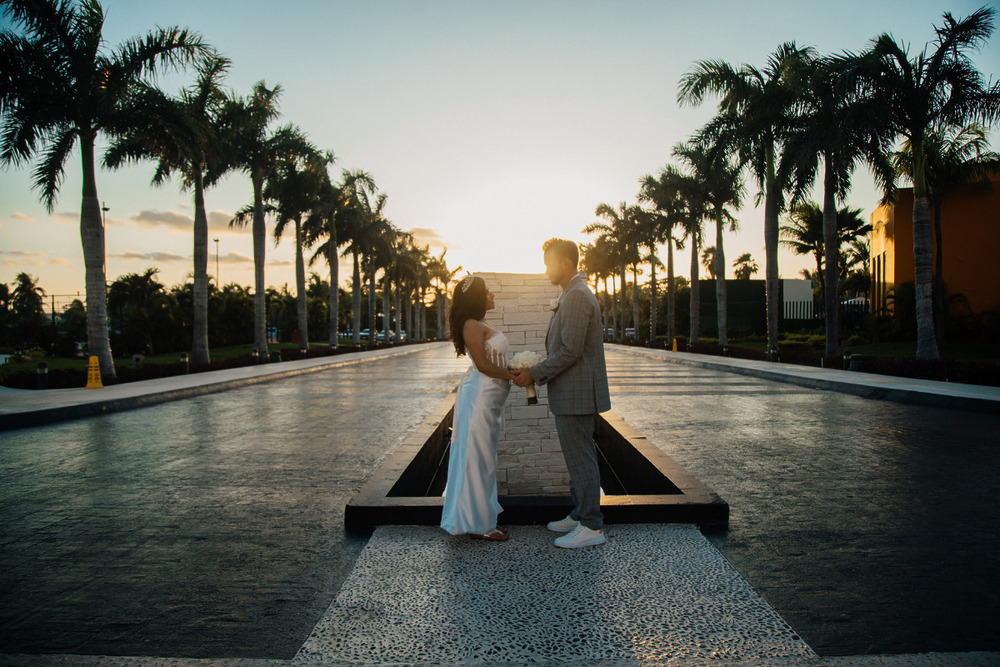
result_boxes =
[550,298,560,312]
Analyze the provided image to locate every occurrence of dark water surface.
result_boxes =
[605,347,1000,655]
[0,346,468,658]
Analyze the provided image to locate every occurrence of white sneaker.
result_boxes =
[546,515,580,533]
[554,524,606,549]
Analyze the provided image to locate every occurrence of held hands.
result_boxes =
[512,368,534,387]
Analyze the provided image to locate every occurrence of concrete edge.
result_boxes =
[0,345,429,432]
[612,346,1000,416]
[3,650,1000,666]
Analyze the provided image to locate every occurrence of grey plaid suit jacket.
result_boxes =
[531,274,611,416]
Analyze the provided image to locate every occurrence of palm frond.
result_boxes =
[32,122,75,212]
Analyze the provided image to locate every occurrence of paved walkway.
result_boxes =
[1,343,998,665]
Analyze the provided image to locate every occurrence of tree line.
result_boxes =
[3,2,998,376]
[1,0,465,380]
[580,6,998,359]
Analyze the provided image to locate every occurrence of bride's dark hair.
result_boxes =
[449,275,487,356]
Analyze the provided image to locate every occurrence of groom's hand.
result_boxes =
[513,368,534,387]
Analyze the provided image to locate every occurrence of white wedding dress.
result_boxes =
[440,331,511,535]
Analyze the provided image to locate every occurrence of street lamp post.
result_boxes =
[101,202,109,279]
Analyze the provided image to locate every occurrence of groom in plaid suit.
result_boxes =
[513,238,611,548]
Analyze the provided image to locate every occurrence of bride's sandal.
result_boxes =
[470,527,509,541]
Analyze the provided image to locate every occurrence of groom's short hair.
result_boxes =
[543,238,578,268]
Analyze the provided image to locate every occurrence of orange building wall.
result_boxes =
[870,176,1000,316]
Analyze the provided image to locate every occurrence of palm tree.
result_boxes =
[342,186,389,346]
[360,214,394,348]
[10,271,46,346]
[783,53,895,356]
[427,249,461,339]
[673,139,743,344]
[782,201,871,317]
[106,268,166,355]
[866,6,1000,359]
[639,169,688,345]
[266,126,331,351]
[679,43,813,358]
[585,202,641,341]
[392,234,422,342]
[0,0,208,379]
[781,201,826,297]
[732,253,759,280]
[700,246,717,278]
[579,238,615,336]
[630,201,675,344]
[103,54,231,365]
[222,81,283,358]
[305,169,375,347]
[893,124,1000,344]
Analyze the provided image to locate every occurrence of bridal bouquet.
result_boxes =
[509,350,544,404]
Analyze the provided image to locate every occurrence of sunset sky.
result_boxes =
[2,0,997,311]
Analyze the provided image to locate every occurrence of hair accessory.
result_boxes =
[460,275,475,293]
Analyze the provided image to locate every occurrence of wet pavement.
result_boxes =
[0,346,470,658]
[1,343,999,664]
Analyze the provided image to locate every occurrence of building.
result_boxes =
[870,176,1000,318]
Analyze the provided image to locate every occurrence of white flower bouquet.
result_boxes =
[509,350,544,404]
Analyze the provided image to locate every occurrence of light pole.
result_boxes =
[213,237,220,286]
[101,202,109,278]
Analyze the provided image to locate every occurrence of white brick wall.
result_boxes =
[476,272,570,496]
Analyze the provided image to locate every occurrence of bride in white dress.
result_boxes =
[440,275,516,541]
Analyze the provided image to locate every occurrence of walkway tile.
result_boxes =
[296,525,814,665]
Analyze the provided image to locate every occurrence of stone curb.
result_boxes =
[0,345,427,432]
[613,346,1000,415]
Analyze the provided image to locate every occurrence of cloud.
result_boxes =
[0,250,73,268]
[117,250,186,263]
[130,209,192,231]
[208,209,243,233]
[409,227,452,250]
[220,252,252,264]
[11,212,34,222]
[52,211,76,224]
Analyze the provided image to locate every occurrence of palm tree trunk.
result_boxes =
[436,291,444,339]
[406,287,414,342]
[648,253,658,343]
[419,288,426,341]
[351,250,361,346]
[327,224,339,348]
[618,268,627,341]
[367,266,376,348]
[714,212,728,349]
[932,198,945,346]
[79,138,117,380]
[610,275,618,340]
[191,169,211,365]
[631,265,639,339]
[763,149,780,360]
[294,217,308,351]
[383,273,391,341]
[667,239,675,346]
[913,196,939,360]
[394,282,403,343]
[689,231,700,346]
[822,162,839,357]
[251,172,268,357]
